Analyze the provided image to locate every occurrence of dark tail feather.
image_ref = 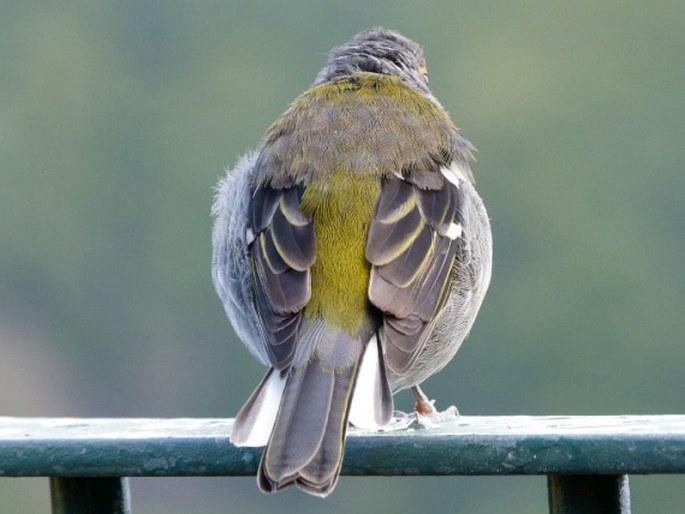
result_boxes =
[258,357,357,497]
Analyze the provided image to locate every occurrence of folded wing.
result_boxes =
[366,168,465,375]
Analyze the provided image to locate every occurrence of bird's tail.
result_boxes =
[231,329,392,497]
[258,354,356,496]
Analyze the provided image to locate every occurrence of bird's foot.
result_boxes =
[350,386,460,433]
[412,385,460,428]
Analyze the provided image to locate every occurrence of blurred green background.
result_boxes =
[1,0,684,512]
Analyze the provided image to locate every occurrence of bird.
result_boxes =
[211,27,492,497]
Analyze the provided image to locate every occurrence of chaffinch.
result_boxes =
[212,27,492,497]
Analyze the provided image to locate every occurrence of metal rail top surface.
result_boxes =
[1,415,684,477]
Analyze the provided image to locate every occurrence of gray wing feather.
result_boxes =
[249,180,315,370]
[367,175,463,375]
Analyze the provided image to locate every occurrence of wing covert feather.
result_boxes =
[249,176,315,370]
[367,175,464,374]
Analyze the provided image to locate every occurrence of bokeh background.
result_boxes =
[1,1,684,512]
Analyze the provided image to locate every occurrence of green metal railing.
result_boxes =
[1,415,684,513]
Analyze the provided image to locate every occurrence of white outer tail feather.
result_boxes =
[231,334,389,447]
[230,369,287,447]
[349,335,386,429]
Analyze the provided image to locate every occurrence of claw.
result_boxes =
[411,385,460,427]
[349,385,461,434]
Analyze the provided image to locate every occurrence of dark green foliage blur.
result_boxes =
[1,1,684,512]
